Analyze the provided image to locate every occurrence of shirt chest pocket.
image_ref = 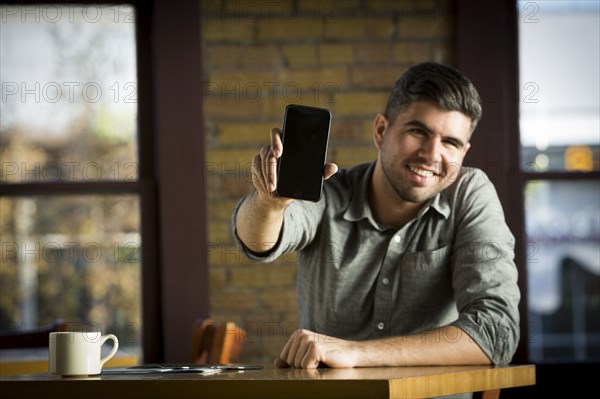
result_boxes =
[398,245,454,302]
[401,244,452,270]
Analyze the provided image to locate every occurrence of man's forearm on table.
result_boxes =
[353,326,491,367]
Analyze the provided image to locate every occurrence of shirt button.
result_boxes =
[382,277,390,285]
[393,236,401,244]
[377,322,385,330]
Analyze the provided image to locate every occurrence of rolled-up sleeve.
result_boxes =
[449,172,521,365]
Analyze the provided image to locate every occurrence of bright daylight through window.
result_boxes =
[0,4,141,355]
[519,0,600,362]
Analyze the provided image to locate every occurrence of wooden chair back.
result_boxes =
[190,319,245,365]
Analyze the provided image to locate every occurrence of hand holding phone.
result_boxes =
[237,109,337,253]
[275,104,332,202]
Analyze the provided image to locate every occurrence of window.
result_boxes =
[1,4,142,355]
[518,0,600,362]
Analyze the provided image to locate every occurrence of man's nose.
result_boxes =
[418,137,442,163]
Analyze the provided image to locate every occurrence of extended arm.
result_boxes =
[236,128,293,253]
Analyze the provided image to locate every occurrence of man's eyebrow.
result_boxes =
[405,119,466,148]
[405,120,434,133]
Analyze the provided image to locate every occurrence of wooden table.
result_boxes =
[0,364,535,398]
[0,348,138,377]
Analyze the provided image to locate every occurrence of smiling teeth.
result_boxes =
[408,165,434,177]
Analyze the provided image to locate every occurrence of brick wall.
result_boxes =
[201,0,455,363]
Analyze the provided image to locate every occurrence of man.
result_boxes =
[232,62,520,371]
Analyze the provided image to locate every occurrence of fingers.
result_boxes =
[259,145,275,194]
[251,148,269,197]
[300,342,320,369]
[270,127,283,158]
[262,128,282,194]
[252,143,278,197]
[323,162,338,180]
[274,357,290,368]
[277,329,321,369]
[277,330,293,368]
[286,329,304,368]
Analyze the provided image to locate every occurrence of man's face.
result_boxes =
[374,101,472,204]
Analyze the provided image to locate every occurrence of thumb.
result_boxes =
[274,357,291,368]
[324,163,338,180]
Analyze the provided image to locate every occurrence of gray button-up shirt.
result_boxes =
[232,163,520,366]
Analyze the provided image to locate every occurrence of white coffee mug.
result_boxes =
[49,331,119,376]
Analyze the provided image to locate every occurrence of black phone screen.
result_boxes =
[276,104,331,202]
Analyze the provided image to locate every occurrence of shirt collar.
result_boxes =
[342,162,379,227]
[342,162,451,229]
[420,189,451,219]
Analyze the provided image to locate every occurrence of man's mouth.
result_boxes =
[407,164,436,177]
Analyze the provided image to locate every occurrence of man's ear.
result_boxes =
[373,114,388,150]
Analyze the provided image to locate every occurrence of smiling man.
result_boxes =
[233,63,520,384]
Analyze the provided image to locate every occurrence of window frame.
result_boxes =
[0,0,209,362]
[456,0,599,365]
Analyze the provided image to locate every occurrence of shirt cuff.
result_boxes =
[230,196,291,263]
[451,315,517,365]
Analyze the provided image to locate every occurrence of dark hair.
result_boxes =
[384,62,482,131]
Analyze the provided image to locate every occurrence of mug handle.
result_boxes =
[99,334,119,367]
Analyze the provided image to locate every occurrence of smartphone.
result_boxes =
[276,104,332,202]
